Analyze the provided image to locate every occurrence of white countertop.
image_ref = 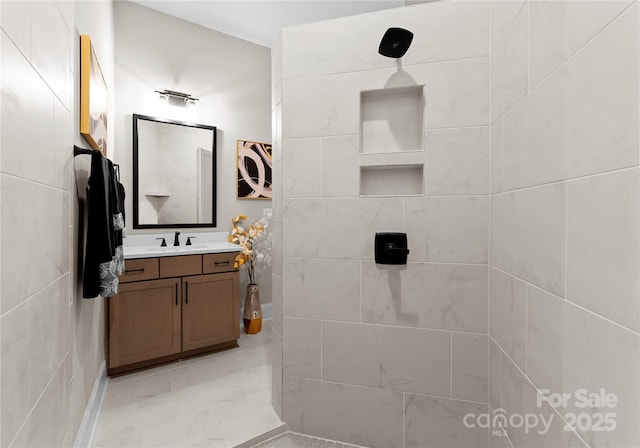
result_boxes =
[123,232,241,260]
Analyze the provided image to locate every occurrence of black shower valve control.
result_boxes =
[375,232,409,265]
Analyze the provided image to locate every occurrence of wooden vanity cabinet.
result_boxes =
[108,278,181,368]
[106,253,240,376]
[182,273,239,351]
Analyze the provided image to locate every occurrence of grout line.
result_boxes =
[491,0,528,51]
[402,392,406,448]
[527,0,531,94]
[310,319,488,337]
[491,265,640,336]
[493,333,591,448]
[493,0,637,123]
[492,165,640,197]
[359,261,363,324]
[282,256,489,267]
[320,320,323,380]
[500,116,504,193]
[524,284,528,376]
[0,171,71,195]
[7,353,69,448]
[0,272,70,319]
[564,178,569,301]
[449,331,453,399]
[283,55,490,83]
[283,374,489,406]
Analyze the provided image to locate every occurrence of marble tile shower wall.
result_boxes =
[276,3,493,447]
[489,2,640,448]
[0,2,74,447]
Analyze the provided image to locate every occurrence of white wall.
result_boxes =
[113,0,272,301]
[0,0,115,446]
[489,2,640,448]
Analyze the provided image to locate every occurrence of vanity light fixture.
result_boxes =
[154,89,200,104]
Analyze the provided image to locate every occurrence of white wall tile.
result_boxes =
[527,286,639,448]
[489,268,526,371]
[502,6,639,190]
[491,183,565,297]
[11,356,69,448]
[501,354,588,448]
[529,0,634,87]
[490,118,503,194]
[405,196,490,263]
[55,1,72,31]
[283,258,360,322]
[282,198,403,260]
[405,394,488,448]
[403,0,489,65]
[283,318,321,380]
[282,72,360,139]
[282,138,322,198]
[29,275,70,407]
[271,273,283,335]
[0,0,31,58]
[415,58,490,129]
[323,322,451,396]
[282,8,401,79]
[1,176,70,313]
[271,332,283,419]
[452,332,488,403]
[321,135,359,198]
[425,127,490,195]
[30,0,71,108]
[491,0,525,46]
[1,301,33,447]
[53,98,72,192]
[283,376,404,448]
[567,169,640,331]
[361,262,488,332]
[1,35,65,189]
[271,217,282,277]
[491,4,527,120]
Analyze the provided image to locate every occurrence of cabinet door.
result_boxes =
[108,278,181,368]
[182,272,240,351]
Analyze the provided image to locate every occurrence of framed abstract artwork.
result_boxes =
[80,34,108,155]
[236,140,272,199]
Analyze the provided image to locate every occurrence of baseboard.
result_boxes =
[73,360,108,448]
[240,302,272,322]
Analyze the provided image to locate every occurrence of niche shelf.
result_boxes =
[358,85,425,197]
[360,165,424,197]
[144,191,171,198]
[360,85,424,154]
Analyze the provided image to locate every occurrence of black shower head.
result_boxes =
[378,27,414,58]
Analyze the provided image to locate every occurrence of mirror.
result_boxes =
[133,114,217,228]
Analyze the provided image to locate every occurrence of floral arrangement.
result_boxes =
[228,214,271,284]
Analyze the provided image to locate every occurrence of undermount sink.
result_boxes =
[123,239,241,260]
[146,244,208,252]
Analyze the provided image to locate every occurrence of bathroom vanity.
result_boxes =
[106,235,241,376]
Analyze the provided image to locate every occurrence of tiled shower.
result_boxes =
[271,1,640,448]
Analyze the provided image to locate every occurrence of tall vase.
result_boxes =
[243,283,262,334]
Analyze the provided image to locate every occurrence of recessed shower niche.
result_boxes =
[359,85,425,196]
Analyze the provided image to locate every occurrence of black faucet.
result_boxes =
[173,231,180,246]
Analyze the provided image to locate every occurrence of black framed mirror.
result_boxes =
[133,114,217,229]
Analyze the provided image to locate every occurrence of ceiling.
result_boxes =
[130,1,405,47]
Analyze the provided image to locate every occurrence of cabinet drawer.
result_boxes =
[203,252,238,274]
[160,255,202,278]
[120,258,159,283]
